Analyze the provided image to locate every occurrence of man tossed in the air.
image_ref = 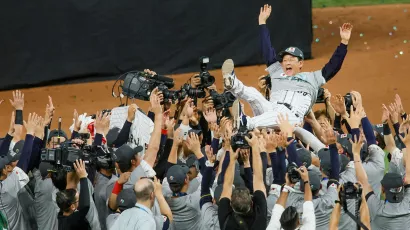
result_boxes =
[223,4,353,129]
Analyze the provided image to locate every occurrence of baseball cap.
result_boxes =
[300,169,321,192]
[117,188,137,212]
[337,134,368,159]
[167,165,190,185]
[13,140,25,155]
[106,127,121,147]
[7,150,21,164]
[47,130,68,143]
[178,154,200,171]
[381,173,404,203]
[115,145,143,172]
[278,47,304,60]
[318,148,347,177]
[339,154,350,173]
[174,124,202,136]
[296,148,312,168]
[39,162,54,178]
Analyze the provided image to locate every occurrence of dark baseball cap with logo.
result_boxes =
[381,173,404,203]
[278,47,304,60]
[296,147,312,168]
[7,150,21,163]
[167,165,190,185]
[115,145,143,172]
[117,188,137,212]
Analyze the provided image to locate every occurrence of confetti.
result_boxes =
[395,55,398,58]
[404,9,408,13]
[329,21,333,24]
[360,33,364,37]
[389,32,393,36]
[366,47,370,50]
[313,25,318,29]
[331,32,334,36]
[368,16,372,20]
[400,51,404,55]
[364,41,367,45]
[393,26,397,31]
[315,38,320,42]
[404,40,408,44]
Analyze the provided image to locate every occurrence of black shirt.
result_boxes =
[218,190,267,230]
[58,178,90,230]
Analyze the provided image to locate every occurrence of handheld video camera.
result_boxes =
[231,127,251,152]
[121,71,176,101]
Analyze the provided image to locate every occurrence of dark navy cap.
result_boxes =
[279,47,304,60]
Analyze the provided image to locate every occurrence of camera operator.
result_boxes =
[267,166,315,230]
[355,120,410,230]
[57,160,90,230]
[218,130,268,230]
[329,183,371,230]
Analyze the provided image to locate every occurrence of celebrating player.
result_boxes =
[223,4,353,130]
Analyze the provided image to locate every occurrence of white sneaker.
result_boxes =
[222,59,235,90]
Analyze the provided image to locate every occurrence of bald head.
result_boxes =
[134,178,154,202]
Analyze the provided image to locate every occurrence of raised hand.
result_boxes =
[395,94,405,115]
[153,176,163,194]
[244,131,260,149]
[345,105,365,129]
[340,23,353,45]
[205,145,215,163]
[209,123,221,139]
[9,90,24,110]
[73,109,82,132]
[144,69,157,76]
[388,102,400,124]
[182,98,194,118]
[331,94,348,118]
[349,133,365,158]
[296,166,309,182]
[24,113,39,135]
[117,172,132,184]
[173,128,184,146]
[321,122,337,145]
[190,74,201,89]
[258,4,272,25]
[127,104,138,122]
[44,96,55,126]
[165,118,175,138]
[35,117,45,139]
[277,113,294,137]
[94,111,111,135]
[74,159,88,179]
[258,135,267,152]
[150,88,162,115]
[276,131,291,148]
[350,91,363,109]
[186,132,201,154]
[324,88,332,101]
[258,75,267,92]
[382,104,390,124]
[204,108,217,124]
[240,149,250,167]
[265,132,278,153]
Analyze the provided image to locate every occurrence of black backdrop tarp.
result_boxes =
[0,0,312,90]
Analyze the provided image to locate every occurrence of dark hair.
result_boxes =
[135,181,154,202]
[375,132,386,150]
[314,109,331,122]
[51,168,67,191]
[280,206,299,230]
[231,187,252,214]
[169,183,183,194]
[56,189,77,213]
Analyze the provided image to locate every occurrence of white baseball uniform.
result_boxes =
[228,62,326,129]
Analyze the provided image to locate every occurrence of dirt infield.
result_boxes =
[0,4,409,134]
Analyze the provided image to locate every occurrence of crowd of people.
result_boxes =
[1,4,409,230]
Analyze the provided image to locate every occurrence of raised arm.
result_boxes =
[108,172,131,211]
[112,104,137,148]
[74,160,91,218]
[400,122,410,185]
[351,135,373,195]
[321,122,340,180]
[144,88,163,167]
[321,23,353,82]
[154,177,173,221]
[17,113,40,173]
[258,5,278,66]
[0,112,15,156]
[382,104,397,153]
[245,131,266,196]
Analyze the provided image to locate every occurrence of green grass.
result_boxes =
[313,0,410,8]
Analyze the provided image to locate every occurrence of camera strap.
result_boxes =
[343,203,369,230]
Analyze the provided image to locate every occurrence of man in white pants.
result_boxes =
[223,15,353,129]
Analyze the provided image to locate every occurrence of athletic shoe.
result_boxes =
[222,59,235,90]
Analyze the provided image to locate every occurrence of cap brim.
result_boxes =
[385,190,404,203]
[278,51,303,60]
